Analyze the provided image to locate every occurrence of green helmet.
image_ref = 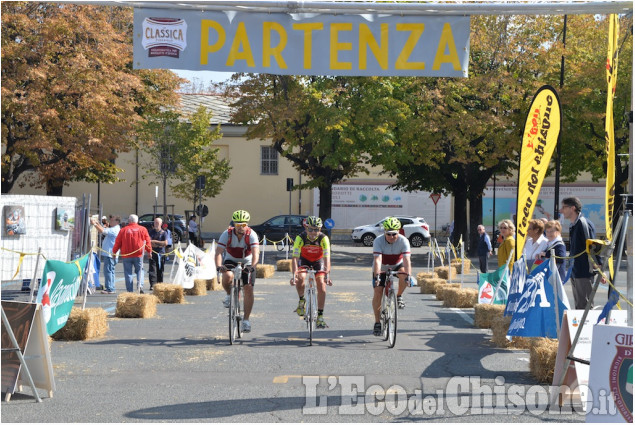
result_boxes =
[306,216,323,228]
[232,210,250,223]
[382,217,401,231]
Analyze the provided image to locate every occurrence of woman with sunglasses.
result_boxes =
[371,217,412,337]
[497,219,515,273]
[215,210,260,333]
[290,216,332,329]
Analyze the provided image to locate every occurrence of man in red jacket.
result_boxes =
[112,214,152,293]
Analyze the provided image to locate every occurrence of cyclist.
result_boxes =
[290,216,331,329]
[215,210,260,333]
[371,217,412,336]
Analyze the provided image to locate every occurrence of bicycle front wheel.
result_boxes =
[229,285,238,345]
[237,286,244,339]
[387,290,397,348]
[307,289,315,346]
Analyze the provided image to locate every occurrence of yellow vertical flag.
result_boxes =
[515,86,561,261]
[605,14,618,278]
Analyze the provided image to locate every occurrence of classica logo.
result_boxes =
[142,17,187,58]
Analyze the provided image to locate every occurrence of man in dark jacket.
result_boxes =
[560,197,602,309]
[476,224,492,273]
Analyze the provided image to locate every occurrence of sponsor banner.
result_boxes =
[504,258,527,316]
[506,260,569,339]
[173,243,198,289]
[133,9,470,77]
[604,14,619,279]
[515,85,561,260]
[36,254,89,335]
[477,264,508,305]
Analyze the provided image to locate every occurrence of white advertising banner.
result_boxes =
[586,325,632,423]
[133,9,470,77]
[314,183,451,230]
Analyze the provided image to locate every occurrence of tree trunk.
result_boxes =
[452,189,468,247]
[46,179,64,196]
[318,185,332,223]
[468,193,484,256]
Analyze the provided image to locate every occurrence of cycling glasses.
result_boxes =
[385,231,399,236]
[307,227,320,232]
[234,223,248,228]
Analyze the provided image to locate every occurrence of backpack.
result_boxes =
[226,226,253,257]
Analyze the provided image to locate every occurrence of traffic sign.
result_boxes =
[196,204,209,217]
[429,193,441,205]
[324,218,335,229]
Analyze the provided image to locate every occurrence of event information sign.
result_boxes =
[133,9,470,77]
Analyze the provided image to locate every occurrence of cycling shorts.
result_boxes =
[297,258,327,275]
[223,260,256,286]
[372,264,404,288]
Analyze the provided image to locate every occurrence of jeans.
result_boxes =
[101,255,117,292]
[122,256,144,292]
[148,253,164,288]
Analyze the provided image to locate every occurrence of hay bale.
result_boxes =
[52,307,108,341]
[420,278,446,294]
[115,293,159,318]
[490,316,532,349]
[451,258,472,274]
[153,283,185,304]
[434,266,455,280]
[530,338,559,383]
[206,276,222,291]
[276,259,292,271]
[185,279,208,296]
[256,264,275,278]
[416,272,434,285]
[436,283,461,301]
[473,304,506,328]
[443,288,478,308]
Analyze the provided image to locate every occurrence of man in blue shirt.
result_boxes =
[91,215,121,294]
[149,217,168,289]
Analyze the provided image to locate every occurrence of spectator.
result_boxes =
[148,217,168,289]
[162,222,173,261]
[112,214,152,293]
[91,215,121,294]
[523,219,548,269]
[476,224,492,273]
[188,215,198,246]
[497,219,515,273]
[538,220,567,282]
[560,197,603,309]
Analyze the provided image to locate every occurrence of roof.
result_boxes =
[177,93,234,125]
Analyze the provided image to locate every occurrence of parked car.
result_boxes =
[136,213,187,245]
[249,214,306,244]
[351,216,431,247]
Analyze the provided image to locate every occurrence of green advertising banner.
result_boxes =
[36,254,89,335]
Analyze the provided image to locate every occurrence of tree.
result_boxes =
[1,3,181,194]
[223,74,404,220]
[375,15,563,254]
[137,106,231,219]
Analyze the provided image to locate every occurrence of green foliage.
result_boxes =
[137,106,231,208]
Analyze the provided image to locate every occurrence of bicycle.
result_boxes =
[292,265,326,346]
[226,262,252,345]
[377,270,406,348]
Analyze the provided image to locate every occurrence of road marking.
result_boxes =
[273,375,330,384]
[449,307,474,325]
[518,358,529,362]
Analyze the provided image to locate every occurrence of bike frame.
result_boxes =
[295,266,319,346]
[379,270,404,348]
[228,262,251,345]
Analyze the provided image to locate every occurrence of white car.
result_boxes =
[351,216,431,247]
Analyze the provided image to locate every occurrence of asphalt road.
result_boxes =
[1,243,629,422]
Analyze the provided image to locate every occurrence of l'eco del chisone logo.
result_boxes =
[142,17,187,58]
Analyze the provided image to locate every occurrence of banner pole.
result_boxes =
[551,251,561,339]
[29,248,43,304]
[81,244,95,310]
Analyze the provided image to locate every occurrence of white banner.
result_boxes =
[134,9,470,77]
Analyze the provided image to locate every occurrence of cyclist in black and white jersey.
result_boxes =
[371,217,412,336]
[215,210,259,333]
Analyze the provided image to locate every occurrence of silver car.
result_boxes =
[351,216,431,247]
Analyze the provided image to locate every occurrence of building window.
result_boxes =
[261,146,278,175]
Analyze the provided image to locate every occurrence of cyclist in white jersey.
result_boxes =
[215,210,260,333]
[371,217,412,336]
